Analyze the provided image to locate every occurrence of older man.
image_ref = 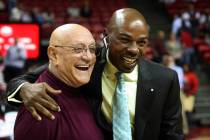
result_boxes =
[14,24,104,140]
[8,8,183,140]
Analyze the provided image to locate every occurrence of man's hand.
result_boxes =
[20,82,61,121]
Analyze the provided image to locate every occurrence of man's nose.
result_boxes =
[126,43,139,57]
[81,49,94,61]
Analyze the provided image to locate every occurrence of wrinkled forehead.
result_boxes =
[111,21,149,39]
[62,31,95,45]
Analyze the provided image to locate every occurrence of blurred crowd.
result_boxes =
[6,0,92,24]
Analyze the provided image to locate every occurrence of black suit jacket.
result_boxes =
[7,47,184,140]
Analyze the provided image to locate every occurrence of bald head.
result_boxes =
[105,8,149,73]
[107,8,148,33]
[49,24,94,46]
[48,23,96,87]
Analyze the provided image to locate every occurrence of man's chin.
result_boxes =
[119,65,136,73]
[73,77,91,87]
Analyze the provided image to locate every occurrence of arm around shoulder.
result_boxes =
[7,64,48,106]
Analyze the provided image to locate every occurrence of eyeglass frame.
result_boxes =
[53,43,97,54]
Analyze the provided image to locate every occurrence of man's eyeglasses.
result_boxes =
[54,44,96,54]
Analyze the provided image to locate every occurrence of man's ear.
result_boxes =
[47,46,58,65]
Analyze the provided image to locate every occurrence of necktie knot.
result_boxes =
[115,72,123,81]
[115,72,124,90]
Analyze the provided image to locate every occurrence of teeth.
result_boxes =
[123,57,136,63]
[77,66,89,68]
[76,65,89,71]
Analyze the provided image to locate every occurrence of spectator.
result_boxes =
[4,38,26,82]
[33,8,44,24]
[165,33,183,64]
[183,64,199,96]
[0,0,5,12]
[183,64,199,129]
[21,10,32,23]
[8,0,17,13]
[42,10,54,24]
[182,11,191,29]
[80,0,92,18]
[180,27,195,66]
[67,4,80,18]
[151,30,167,63]
[162,53,188,134]
[172,14,183,37]
[162,54,184,90]
[9,5,23,22]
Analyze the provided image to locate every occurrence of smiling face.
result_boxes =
[107,8,149,73]
[48,24,96,87]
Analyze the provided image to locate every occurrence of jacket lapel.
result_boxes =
[91,47,113,132]
[134,58,157,140]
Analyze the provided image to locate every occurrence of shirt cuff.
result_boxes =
[7,82,28,103]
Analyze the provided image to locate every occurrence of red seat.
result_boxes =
[92,24,104,34]
[204,52,210,61]
[89,17,101,24]
[198,45,210,55]
[193,38,205,48]
[41,25,54,39]
[0,14,8,22]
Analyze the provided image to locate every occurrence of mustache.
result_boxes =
[125,52,144,58]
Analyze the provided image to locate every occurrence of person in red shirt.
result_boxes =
[183,64,199,129]
[183,64,199,96]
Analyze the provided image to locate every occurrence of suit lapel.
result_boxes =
[91,48,113,132]
[134,58,157,139]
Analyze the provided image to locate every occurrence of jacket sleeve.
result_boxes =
[159,71,184,140]
[7,63,48,106]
